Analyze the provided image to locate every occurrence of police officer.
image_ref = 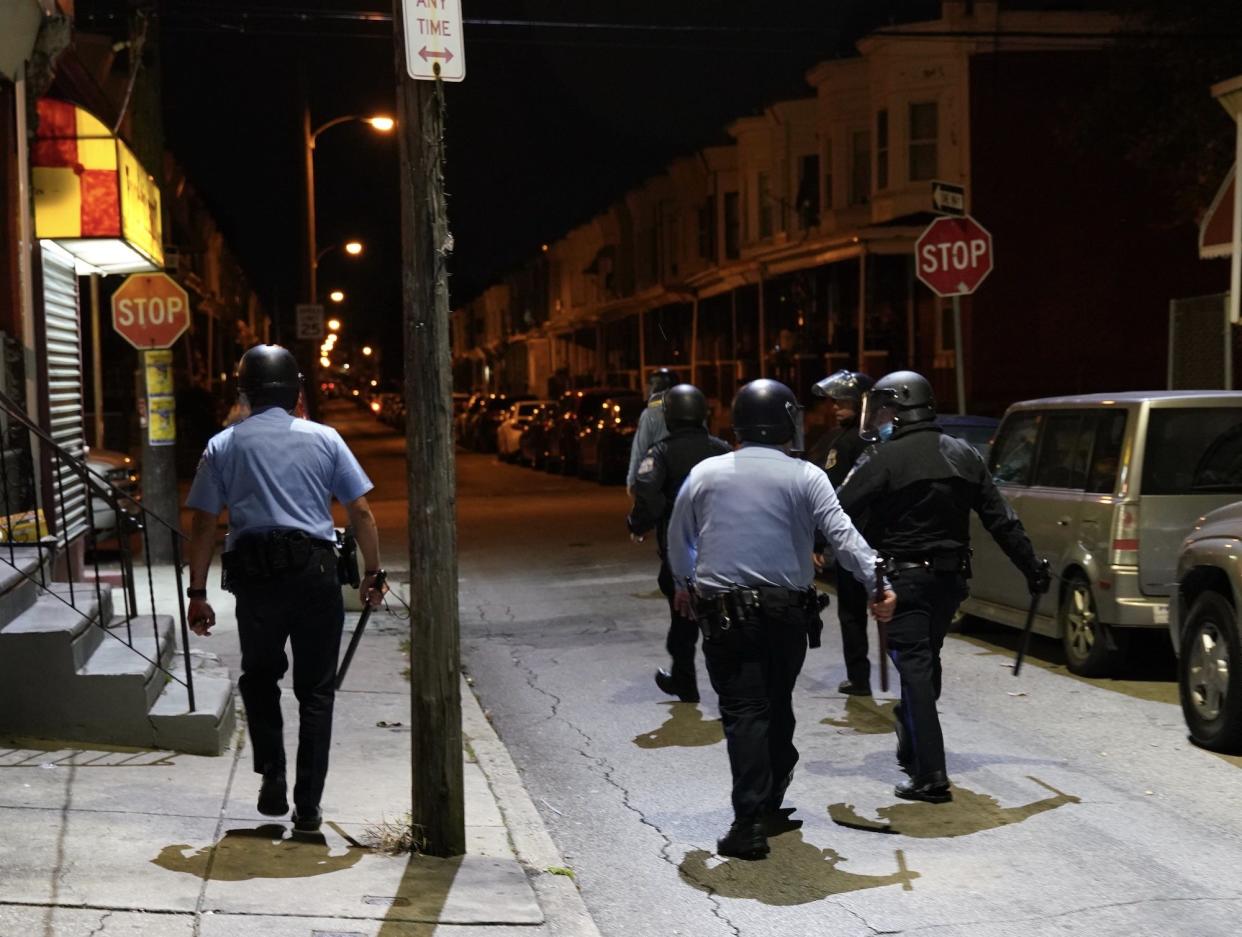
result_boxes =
[807,370,875,696]
[838,370,1049,804]
[626,367,679,491]
[184,345,386,833]
[627,384,730,703]
[666,379,895,860]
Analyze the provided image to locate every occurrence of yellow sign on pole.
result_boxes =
[144,348,173,396]
[148,394,176,446]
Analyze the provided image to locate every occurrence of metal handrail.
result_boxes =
[0,389,196,712]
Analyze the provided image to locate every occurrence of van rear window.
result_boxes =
[1143,408,1242,495]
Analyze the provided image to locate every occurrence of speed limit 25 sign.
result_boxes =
[111,273,191,350]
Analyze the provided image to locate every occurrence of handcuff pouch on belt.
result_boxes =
[222,529,333,592]
[335,527,361,588]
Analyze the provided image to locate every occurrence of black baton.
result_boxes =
[875,558,890,694]
[1013,559,1049,677]
[336,570,387,689]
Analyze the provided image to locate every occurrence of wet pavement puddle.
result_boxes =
[828,776,1079,838]
[680,834,917,904]
[153,823,368,881]
[633,702,724,749]
[821,696,899,735]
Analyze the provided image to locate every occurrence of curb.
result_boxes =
[461,674,604,937]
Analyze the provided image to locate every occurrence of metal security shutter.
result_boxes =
[40,243,88,541]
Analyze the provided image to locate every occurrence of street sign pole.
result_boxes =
[394,0,464,858]
[952,295,966,415]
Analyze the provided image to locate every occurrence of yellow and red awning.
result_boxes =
[32,99,163,274]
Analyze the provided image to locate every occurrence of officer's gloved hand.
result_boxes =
[1027,561,1052,596]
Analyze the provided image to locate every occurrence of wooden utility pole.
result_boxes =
[393,0,464,858]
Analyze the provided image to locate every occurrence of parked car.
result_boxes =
[961,391,1242,676]
[497,400,547,462]
[577,394,645,483]
[939,414,1000,457]
[1171,500,1242,752]
[456,393,487,443]
[472,394,532,452]
[546,388,634,474]
[85,447,140,541]
[520,401,558,468]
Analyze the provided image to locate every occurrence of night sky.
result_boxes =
[152,0,945,368]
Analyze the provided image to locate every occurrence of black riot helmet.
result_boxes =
[860,369,935,442]
[646,367,680,398]
[236,344,302,411]
[731,379,804,449]
[662,384,708,429]
[812,369,874,404]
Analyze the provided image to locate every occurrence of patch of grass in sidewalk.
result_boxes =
[546,865,575,879]
[362,812,427,856]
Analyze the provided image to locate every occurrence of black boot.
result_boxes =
[837,678,872,696]
[291,804,323,833]
[716,818,769,860]
[257,769,289,817]
[654,669,700,703]
[895,771,952,804]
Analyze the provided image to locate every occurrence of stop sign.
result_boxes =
[914,215,994,297]
[111,273,191,350]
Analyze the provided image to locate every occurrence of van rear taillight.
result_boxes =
[1111,502,1140,566]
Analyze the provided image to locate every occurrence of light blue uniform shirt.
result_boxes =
[626,398,668,488]
[667,444,880,597]
[186,407,373,550]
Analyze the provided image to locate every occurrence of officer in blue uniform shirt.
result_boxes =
[184,344,385,834]
[666,378,896,860]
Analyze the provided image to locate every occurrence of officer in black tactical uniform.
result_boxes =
[185,345,386,833]
[626,367,680,491]
[627,384,730,703]
[666,379,895,859]
[807,369,874,696]
[838,370,1049,804]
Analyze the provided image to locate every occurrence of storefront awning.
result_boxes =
[32,99,163,275]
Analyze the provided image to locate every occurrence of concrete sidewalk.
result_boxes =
[0,571,601,937]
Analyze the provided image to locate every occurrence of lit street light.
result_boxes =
[320,356,331,367]
[344,240,364,256]
[327,318,342,332]
[366,115,396,132]
[362,345,373,356]
[329,290,345,303]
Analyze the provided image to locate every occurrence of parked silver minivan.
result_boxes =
[961,391,1242,676]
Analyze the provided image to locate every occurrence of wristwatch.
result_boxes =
[187,587,207,600]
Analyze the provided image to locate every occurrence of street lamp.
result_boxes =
[327,318,342,332]
[316,239,366,265]
[344,240,364,256]
[303,112,394,304]
[329,290,345,304]
[362,345,373,356]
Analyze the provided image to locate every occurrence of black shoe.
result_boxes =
[716,818,769,860]
[838,679,872,696]
[654,669,700,703]
[257,771,289,817]
[291,805,323,832]
[759,807,803,836]
[895,772,952,804]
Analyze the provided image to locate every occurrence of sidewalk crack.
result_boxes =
[86,909,113,937]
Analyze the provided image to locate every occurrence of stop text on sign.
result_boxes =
[115,295,185,328]
[914,215,994,297]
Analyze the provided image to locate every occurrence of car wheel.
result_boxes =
[1060,573,1126,676]
[1179,590,1242,752]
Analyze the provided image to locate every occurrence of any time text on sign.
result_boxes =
[403,0,466,82]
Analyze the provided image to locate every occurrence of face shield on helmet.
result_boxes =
[785,399,806,453]
[813,369,864,403]
[859,390,899,443]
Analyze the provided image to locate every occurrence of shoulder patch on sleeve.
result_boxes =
[638,455,655,475]
[825,449,838,471]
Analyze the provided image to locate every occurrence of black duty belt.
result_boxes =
[883,550,970,576]
[693,585,818,625]
[222,528,336,591]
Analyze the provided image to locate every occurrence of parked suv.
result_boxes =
[962,391,1242,676]
[546,388,633,474]
[1171,501,1242,752]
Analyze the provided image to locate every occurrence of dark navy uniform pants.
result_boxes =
[657,560,699,692]
[836,566,870,686]
[703,604,810,820]
[886,567,967,779]
[235,552,344,811]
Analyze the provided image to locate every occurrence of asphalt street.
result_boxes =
[334,402,1242,937]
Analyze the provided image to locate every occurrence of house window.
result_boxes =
[909,101,939,181]
[724,192,740,259]
[795,154,819,228]
[757,171,774,239]
[876,109,889,191]
[823,139,833,211]
[698,194,717,261]
[849,130,870,206]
